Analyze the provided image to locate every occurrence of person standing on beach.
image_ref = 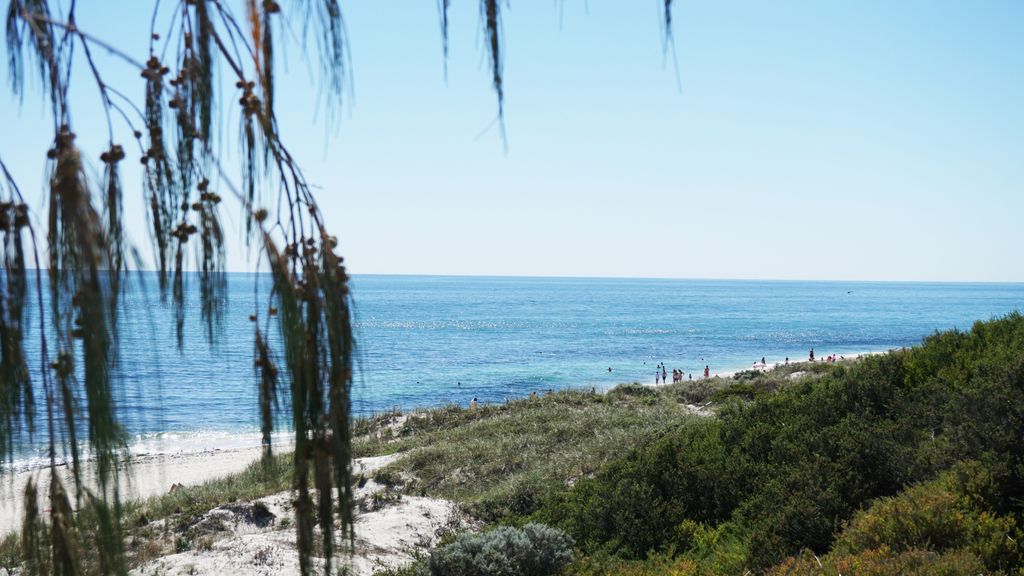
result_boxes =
[470,397,478,409]
[662,365,667,383]
[704,365,710,379]
[809,348,815,362]
[655,371,660,385]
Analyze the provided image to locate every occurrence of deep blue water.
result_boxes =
[11,274,1024,463]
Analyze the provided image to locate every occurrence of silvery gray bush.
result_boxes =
[428,523,574,576]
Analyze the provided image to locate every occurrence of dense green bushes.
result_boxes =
[539,313,1024,573]
[768,548,987,576]
[761,462,1022,575]
[563,551,701,575]
[830,462,1023,571]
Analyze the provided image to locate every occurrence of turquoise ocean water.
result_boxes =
[10,274,1024,466]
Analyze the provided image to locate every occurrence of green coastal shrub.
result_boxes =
[768,548,986,576]
[357,386,694,525]
[537,418,745,557]
[427,523,574,576]
[832,463,1023,571]
[606,384,661,404]
[662,378,721,404]
[536,313,1024,573]
[563,550,701,575]
[710,381,760,401]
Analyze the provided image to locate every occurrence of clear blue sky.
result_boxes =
[2,1,1022,281]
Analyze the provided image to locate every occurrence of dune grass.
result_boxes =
[351,366,827,524]
[128,452,293,525]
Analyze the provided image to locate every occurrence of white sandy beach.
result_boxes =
[128,454,469,576]
[1,448,465,576]
[0,446,267,534]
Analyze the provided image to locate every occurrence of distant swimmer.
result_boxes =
[608,367,612,372]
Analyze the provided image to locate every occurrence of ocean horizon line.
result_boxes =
[14,268,1024,286]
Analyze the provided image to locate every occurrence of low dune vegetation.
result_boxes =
[354,385,710,523]
[4,314,1023,575]
[541,313,1024,574]
[368,314,1024,575]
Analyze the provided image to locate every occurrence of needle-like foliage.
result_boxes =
[0,169,34,462]
[1,2,676,574]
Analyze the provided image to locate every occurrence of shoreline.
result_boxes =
[0,445,268,534]
[0,349,891,534]
[641,348,891,385]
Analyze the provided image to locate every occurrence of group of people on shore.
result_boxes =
[654,362,711,384]
[807,348,843,363]
[751,349,845,369]
[470,349,857,408]
[654,363,691,384]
